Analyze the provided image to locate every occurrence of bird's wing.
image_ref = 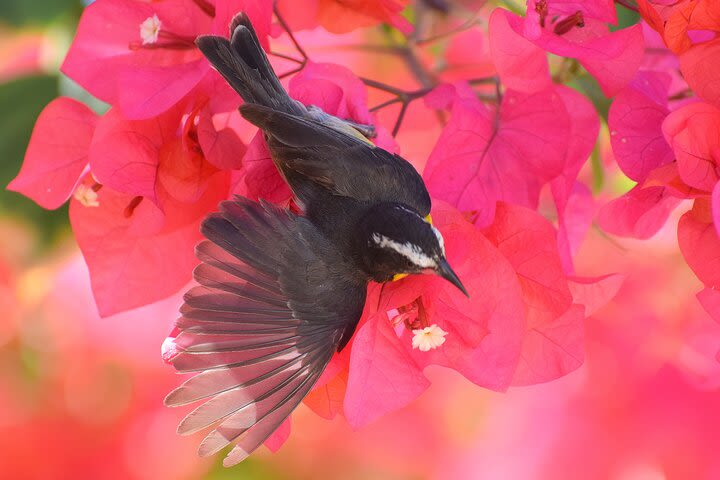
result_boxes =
[240,104,432,216]
[165,197,366,466]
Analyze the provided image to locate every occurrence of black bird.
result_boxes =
[164,13,468,466]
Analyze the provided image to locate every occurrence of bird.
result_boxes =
[164,12,468,466]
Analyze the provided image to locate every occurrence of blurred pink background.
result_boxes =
[2,1,720,479]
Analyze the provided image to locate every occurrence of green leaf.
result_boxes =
[611,3,641,32]
[0,0,82,27]
[571,74,612,123]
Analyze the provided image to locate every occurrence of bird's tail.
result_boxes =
[196,13,304,115]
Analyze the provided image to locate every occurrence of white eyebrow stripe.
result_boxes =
[371,233,437,268]
[430,225,445,255]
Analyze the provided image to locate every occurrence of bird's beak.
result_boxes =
[436,258,469,297]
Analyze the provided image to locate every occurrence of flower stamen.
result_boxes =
[553,11,585,35]
[123,196,144,218]
[192,0,216,17]
[140,14,162,45]
[412,324,448,352]
[535,0,549,28]
[73,184,100,207]
[131,16,196,51]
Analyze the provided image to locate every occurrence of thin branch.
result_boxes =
[361,77,406,96]
[668,89,694,101]
[278,65,305,79]
[269,51,304,64]
[614,0,638,12]
[416,14,482,45]
[274,7,308,62]
[370,97,402,112]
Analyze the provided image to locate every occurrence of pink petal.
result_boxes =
[424,88,570,226]
[597,185,682,239]
[289,62,398,153]
[511,304,585,386]
[238,132,292,204]
[88,108,163,205]
[568,274,625,317]
[662,102,720,192]
[549,0,617,24]
[555,182,594,273]
[678,200,720,288]
[275,0,320,31]
[679,37,720,108]
[344,314,430,429]
[304,368,348,420]
[61,0,156,103]
[552,87,599,271]
[384,201,527,391]
[483,203,583,385]
[570,24,645,97]
[8,97,98,209]
[423,82,478,111]
[609,71,674,182]
[505,13,644,96]
[61,0,207,107]
[555,85,600,188]
[119,61,209,120]
[290,62,370,123]
[698,287,720,324]
[489,9,551,93]
[71,173,229,317]
[263,418,291,453]
[214,0,273,47]
[485,203,573,326]
[443,28,496,82]
[197,109,247,171]
[714,181,720,238]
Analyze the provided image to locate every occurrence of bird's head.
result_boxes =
[357,204,468,296]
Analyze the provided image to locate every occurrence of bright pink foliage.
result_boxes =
[8,98,98,209]
[15,0,717,461]
[62,0,272,119]
[424,86,570,226]
[489,4,643,96]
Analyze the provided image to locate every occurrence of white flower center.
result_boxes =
[73,184,99,207]
[411,324,448,352]
[140,14,162,45]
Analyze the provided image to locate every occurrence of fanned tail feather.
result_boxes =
[166,197,351,466]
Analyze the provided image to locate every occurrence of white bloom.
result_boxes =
[411,324,448,352]
[73,184,99,207]
[140,14,162,45]
[161,336,178,363]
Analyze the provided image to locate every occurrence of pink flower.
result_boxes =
[10,94,242,316]
[609,71,675,182]
[424,84,572,227]
[662,102,720,193]
[336,201,615,427]
[489,2,644,96]
[62,0,272,119]
[7,98,98,210]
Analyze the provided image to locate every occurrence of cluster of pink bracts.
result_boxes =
[7,0,720,451]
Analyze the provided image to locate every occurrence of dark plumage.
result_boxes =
[166,13,467,466]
